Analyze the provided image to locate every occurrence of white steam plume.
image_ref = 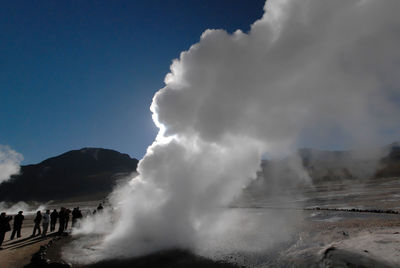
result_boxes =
[68,0,400,263]
[0,145,23,184]
[0,201,49,215]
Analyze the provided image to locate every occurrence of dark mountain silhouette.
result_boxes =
[0,148,138,202]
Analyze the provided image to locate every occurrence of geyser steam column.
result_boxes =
[85,0,400,261]
[0,145,23,184]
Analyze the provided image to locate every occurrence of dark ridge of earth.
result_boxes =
[78,250,241,268]
[43,237,240,268]
[0,147,138,202]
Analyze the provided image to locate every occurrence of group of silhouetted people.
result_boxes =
[0,206,87,249]
[0,203,106,249]
[32,209,50,237]
[32,207,84,236]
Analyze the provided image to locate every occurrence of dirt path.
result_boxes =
[0,217,67,268]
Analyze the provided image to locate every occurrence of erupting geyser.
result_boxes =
[0,145,23,184]
[68,0,400,263]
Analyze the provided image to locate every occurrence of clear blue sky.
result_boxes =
[0,0,265,164]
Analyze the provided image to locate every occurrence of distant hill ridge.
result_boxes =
[300,142,400,181]
[254,142,400,187]
[1,143,399,202]
[0,147,138,202]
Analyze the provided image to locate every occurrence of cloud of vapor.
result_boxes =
[68,0,400,263]
[0,145,23,184]
[0,201,49,215]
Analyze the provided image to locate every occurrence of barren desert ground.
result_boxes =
[2,177,400,267]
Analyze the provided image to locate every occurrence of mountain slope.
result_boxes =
[0,148,138,202]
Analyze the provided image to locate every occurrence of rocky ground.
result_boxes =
[42,209,400,268]
[282,213,400,267]
[2,177,400,267]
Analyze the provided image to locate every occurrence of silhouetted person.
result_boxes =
[10,211,24,240]
[50,209,58,232]
[77,208,83,219]
[72,207,83,227]
[77,208,83,227]
[42,210,50,237]
[97,203,103,212]
[64,208,71,229]
[0,212,12,249]
[72,208,77,227]
[58,207,66,234]
[32,211,42,236]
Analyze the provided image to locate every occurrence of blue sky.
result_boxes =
[0,0,265,164]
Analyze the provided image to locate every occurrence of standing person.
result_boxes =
[32,211,42,237]
[64,208,71,229]
[97,203,103,213]
[72,207,78,227]
[77,207,83,220]
[0,212,12,250]
[10,211,24,240]
[75,207,83,228]
[42,210,50,237]
[58,207,65,234]
[50,209,58,232]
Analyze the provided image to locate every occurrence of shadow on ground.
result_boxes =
[4,233,58,251]
[78,249,241,268]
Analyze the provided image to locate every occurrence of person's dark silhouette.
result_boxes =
[42,209,50,237]
[58,207,66,235]
[10,211,24,240]
[0,212,12,249]
[50,209,58,232]
[64,208,71,229]
[97,203,104,212]
[77,208,83,219]
[71,208,77,227]
[72,207,83,228]
[32,211,42,236]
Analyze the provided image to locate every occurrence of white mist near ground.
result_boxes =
[0,145,23,184]
[0,201,49,215]
[67,0,400,263]
[0,201,31,214]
